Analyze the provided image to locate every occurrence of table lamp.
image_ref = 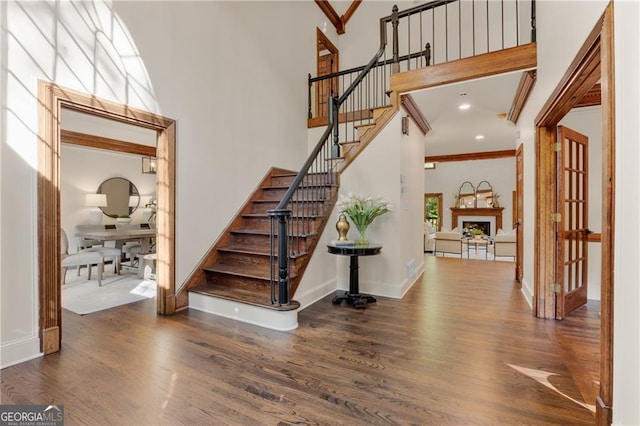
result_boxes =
[85,193,107,224]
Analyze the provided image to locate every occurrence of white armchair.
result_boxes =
[489,229,516,260]
[424,221,436,252]
[434,228,464,257]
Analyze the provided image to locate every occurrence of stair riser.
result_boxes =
[261,186,334,201]
[356,124,375,139]
[217,252,303,276]
[230,233,311,253]
[242,216,322,234]
[271,173,338,187]
[204,271,271,293]
[252,201,329,215]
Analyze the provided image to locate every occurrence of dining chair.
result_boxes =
[73,224,122,274]
[61,229,104,286]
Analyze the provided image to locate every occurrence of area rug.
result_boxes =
[62,268,156,315]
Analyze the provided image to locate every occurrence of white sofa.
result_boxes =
[434,228,464,257]
[490,229,516,260]
[424,222,436,252]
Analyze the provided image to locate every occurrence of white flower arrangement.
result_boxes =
[336,192,393,241]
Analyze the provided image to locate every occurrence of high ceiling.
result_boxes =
[411,71,523,157]
[314,1,527,158]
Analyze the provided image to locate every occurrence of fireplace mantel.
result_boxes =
[451,207,504,232]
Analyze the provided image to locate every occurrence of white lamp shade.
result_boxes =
[85,193,107,207]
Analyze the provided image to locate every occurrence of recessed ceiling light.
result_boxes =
[459,103,471,110]
[475,135,485,140]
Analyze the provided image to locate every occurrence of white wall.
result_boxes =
[559,106,602,301]
[425,157,515,232]
[1,0,323,367]
[341,114,423,298]
[60,145,158,252]
[612,1,640,423]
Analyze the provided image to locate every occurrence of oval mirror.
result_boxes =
[97,177,140,218]
[458,181,476,208]
[476,180,493,208]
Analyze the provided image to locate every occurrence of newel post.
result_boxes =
[268,208,291,305]
[329,92,340,158]
[307,73,312,119]
[391,5,399,73]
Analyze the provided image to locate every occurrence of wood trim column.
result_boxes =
[37,81,62,354]
[597,3,615,424]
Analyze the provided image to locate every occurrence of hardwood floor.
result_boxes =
[1,256,599,425]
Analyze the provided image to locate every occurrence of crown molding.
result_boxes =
[425,149,516,163]
[508,70,536,124]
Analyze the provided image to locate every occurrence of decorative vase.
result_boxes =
[336,214,350,241]
[355,226,369,246]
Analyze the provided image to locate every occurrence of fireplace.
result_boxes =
[451,207,503,237]
[463,221,491,236]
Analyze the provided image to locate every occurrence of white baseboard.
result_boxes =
[189,293,299,331]
[520,278,533,309]
[1,336,42,369]
[295,278,337,311]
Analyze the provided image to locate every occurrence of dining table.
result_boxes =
[74,227,156,253]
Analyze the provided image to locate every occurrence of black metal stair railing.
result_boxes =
[267,5,399,307]
[308,0,536,122]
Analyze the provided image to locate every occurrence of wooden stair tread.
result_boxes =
[190,283,299,311]
[262,183,338,190]
[340,140,360,146]
[242,213,325,219]
[354,123,375,129]
[203,263,298,280]
[230,228,318,238]
[218,246,308,259]
[252,199,330,204]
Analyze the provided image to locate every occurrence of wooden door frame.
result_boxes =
[533,3,614,423]
[316,27,339,77]
[515,144,523,282]
[37,81,177,355]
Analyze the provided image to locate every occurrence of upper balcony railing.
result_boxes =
[309,0,536,122]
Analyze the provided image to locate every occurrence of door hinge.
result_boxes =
[551,283,561,293]
[553,142,562,152]
[551,213,561,223]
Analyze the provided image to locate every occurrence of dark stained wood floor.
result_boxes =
[1,256,599,425]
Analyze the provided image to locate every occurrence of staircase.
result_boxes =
[179,5,402,320]
[180,104,396,318]
[186,168,339,311]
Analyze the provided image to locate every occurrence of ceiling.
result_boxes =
[409,71,523,157]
